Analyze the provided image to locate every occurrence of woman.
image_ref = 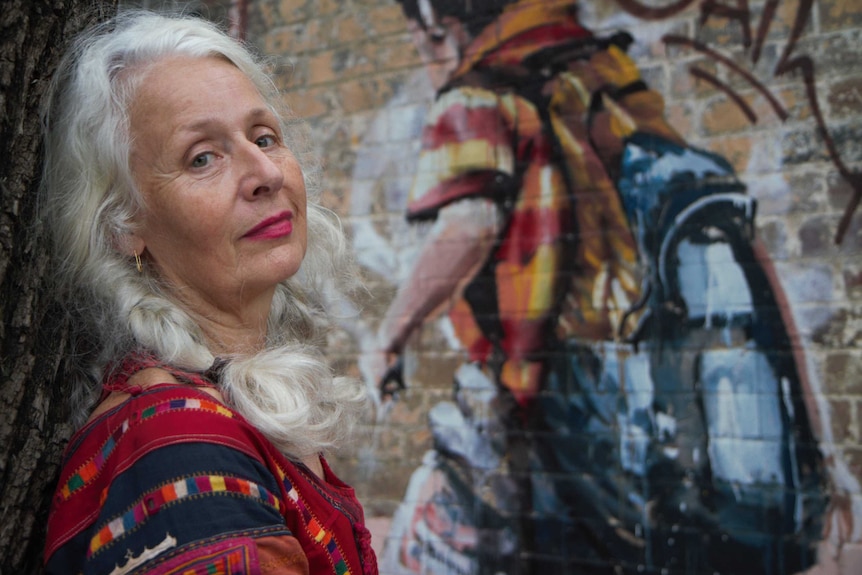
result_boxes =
[40,10,376,575]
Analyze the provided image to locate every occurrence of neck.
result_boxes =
[178,287,275,356]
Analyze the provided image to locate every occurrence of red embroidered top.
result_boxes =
[44,357,377,574]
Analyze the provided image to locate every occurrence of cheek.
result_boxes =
[296,207,309,254]
[144,195,230,254]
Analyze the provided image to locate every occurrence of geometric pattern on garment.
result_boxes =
[61,397,236,501]
[134,536,257,574]
[89,475,281,557]
[279,468,353,575]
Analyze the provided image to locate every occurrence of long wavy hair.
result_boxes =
[40,9,368,459]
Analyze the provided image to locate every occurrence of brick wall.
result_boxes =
[241,0,860,573]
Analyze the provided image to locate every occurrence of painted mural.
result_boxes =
[347,1,859,574]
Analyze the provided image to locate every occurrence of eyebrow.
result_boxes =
[177,107,277,134]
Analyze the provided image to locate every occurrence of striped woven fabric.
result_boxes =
[45,376,377,575]
[88,474,281,557]
[59,397,234,501]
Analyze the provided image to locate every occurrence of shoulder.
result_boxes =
[46,383,295,573]
[88,367,224,421]
[53,383,266,519]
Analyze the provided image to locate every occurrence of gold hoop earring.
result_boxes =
[134,251,143,273]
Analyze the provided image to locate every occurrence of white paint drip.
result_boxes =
[109,533,177,575]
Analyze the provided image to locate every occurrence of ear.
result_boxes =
[116,232,146,258]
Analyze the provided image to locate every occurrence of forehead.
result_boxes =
[130,55,264,119]
[128,55,272,148]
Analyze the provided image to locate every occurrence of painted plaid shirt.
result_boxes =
[404,0,659,403]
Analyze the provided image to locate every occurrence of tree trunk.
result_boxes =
[0,2,116,573]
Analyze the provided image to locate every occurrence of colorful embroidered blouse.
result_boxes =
[44,360,377,575]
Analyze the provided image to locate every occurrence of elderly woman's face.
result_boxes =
[127,56,307,311]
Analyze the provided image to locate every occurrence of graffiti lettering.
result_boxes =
[663,35,788,119]
[770,0,862,243]
[616,0,862,243]
[689,66,756,122]
[752,0,779,63]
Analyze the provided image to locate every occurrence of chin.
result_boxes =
[270,255,305,285]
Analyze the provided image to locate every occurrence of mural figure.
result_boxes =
[373,1,827,573]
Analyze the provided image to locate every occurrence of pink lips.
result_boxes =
[243,210,293,240]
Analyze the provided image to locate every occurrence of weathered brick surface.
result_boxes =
[238,0,861,571]
[819,0,862,32]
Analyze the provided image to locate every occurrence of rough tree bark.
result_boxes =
[0,2,116,573]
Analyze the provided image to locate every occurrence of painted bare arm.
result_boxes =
[378,198,501,357]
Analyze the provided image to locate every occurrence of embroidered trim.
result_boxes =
[61,420,131,500]
[277,467,352,575]
[60,396,235,501]
[88,475,280,557]
[138,536,257,574]
[139,397,234,421]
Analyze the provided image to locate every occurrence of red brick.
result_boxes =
[855,401,862,442]
[837,210,862,255]
[822,352,862,394]
[704,135,754,172]
[335,76,398,114]
[828,76,862,118]
[810,308,850,347]
[803,30,862,78]
[330,13,367,47]
[798,215,838,257]
[282,86,331,120]
[701,91,757,136]
[827,170,858,211]
[669,58,719,100]
[265,21,321,55]
[819,0,862,32]
[752,170,824,216]
[362,3,410,37]
[777,84,813,122]
[768,0,817,40]
[842,267,862,302]
[664,101,694,136]
[277,0,308,24]
[829,398,852,443]
[374,37,425,73]
[697,10,751,49]
[306,49,338,85]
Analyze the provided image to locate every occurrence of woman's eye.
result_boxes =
[190,152,215,168]
[255,134,277,148]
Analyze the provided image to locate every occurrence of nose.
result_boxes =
[238,140,284,199]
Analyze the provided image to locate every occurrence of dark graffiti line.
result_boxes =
[768,0,860,243]
[662,35,788,120]
[655,1,859,242]
[689,66,757,123]
[774,0,813,74]
[751,0,779,64]
[613,0,697,20]
[666,32,861,242]
[787,54,862,244]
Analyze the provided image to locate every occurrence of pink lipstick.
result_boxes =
[244,211,293,240]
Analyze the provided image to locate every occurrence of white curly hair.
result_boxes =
[40,9,368,459]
